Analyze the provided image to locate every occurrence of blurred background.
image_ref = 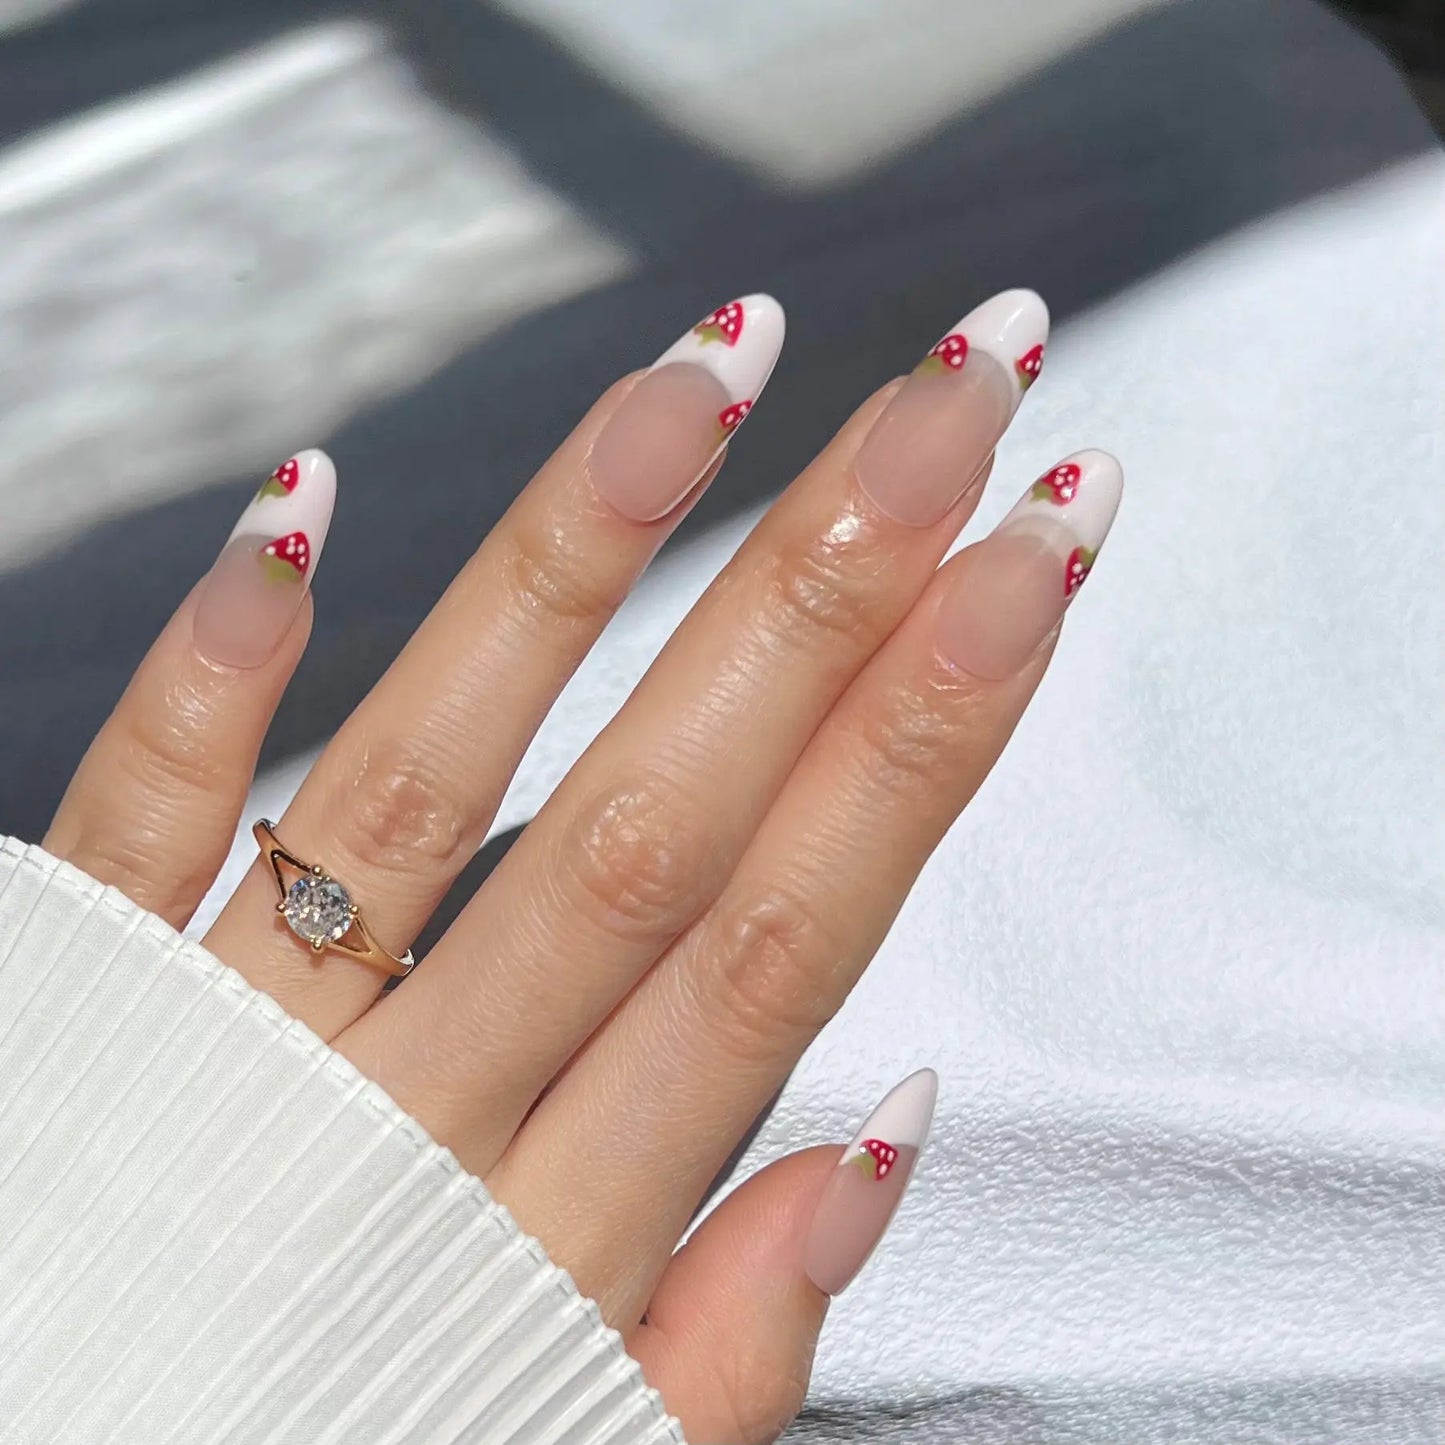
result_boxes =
[1,4,1442,1443]
[0,0,1433,838]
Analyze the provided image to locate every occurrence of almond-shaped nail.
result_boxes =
[803,1068,937,1296]
[192,449,335,668]
[936,448,1122,680]
[590,294,785,523]
[856,289,1049,528]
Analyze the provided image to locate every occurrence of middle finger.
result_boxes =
[343,289,1050,1161]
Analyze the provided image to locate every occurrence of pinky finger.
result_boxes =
[44,450,335,926]
[629,1070,936,1444]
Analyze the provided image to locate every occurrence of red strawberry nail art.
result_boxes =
[717,399,752,439]
[916,333,968,375]
[694,300,744,347]
[256,457,300,502]
[1016,343,1045,390]
[848,1138,899,1181]
[1065,545,1095,597]
[1031,462,1082,505]
[259,531,310,584]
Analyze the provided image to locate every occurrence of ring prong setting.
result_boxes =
[281,874,357,950]
[252,818,415,977]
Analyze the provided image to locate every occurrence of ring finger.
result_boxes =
[204,295,785,1037]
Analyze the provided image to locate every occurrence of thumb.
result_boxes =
[628,1069,937,1444]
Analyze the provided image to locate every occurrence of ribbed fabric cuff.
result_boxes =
[0,838,685,1445]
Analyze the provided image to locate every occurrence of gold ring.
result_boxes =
[253,819,415,977]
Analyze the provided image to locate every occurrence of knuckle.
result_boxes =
[499,516,624,633]
[852,676,975,799]
[122,682,230,800]
[705,887,846,1060]
[562,774,716,938]
[759,531,892,655]
[67,828,212,923]
[333,734,477,875]
[49,679,241,922]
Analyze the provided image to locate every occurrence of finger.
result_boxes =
[503,452,1121,1312]
[630,1071,937,1441]
[203,295,784,1036]
[44,451,335,926]
[345,290,1049,1158]
[633,1152,831,1445]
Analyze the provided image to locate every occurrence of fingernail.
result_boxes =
[936,448,1122,680]
[803,1068,937,1296]
[856,289,1049,528]
[590,294,785,523]
[192,449,336,668]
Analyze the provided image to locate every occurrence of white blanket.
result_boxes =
[225,154,1445,1442]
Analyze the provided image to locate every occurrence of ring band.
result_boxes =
[252,819,416,977]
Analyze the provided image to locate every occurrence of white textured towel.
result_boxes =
[730,157,1445,1441]
[0,838,683,1445]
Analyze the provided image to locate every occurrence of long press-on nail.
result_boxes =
[935,448,1122,680]
[856,289,1049,528]
[803,1068,937,1296]
[192,449,335,668]
[590,294,785,523]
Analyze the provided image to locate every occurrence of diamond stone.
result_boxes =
[283,875,353,946]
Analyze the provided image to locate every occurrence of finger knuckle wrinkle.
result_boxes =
[855,683,969,795]
[708,889,841,1054]
[123,694,227,799]
[564,776,711,935]
[501,520,621,631]
[339,737,473,872]
[68,827,211,922]
[762,536,888,651]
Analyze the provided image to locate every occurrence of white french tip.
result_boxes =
[292,448,337,504]
[227,447,337,575]
[1060,449,1123,546]
[843,1068,939,1157]
[941,287,1050,403]
[651,292,786,406]
[998,447,1123,561]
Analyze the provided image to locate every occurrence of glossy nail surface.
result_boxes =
[936,448,1122,680]
[590,294,785,523]
[192,449,335,668]
[803,1068,937,1296]
[856,289,1049,528]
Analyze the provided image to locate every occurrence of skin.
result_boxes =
[45,353,1083,1444]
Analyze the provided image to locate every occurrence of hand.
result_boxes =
[45,290,1119,1443]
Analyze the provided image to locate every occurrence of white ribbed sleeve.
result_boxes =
[0,838,685,1445]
